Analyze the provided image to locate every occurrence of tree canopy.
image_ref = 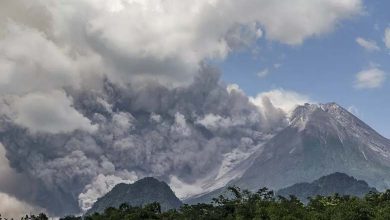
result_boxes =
[3,187,390,220]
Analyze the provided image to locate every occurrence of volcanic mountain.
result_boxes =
[233,103,390,192]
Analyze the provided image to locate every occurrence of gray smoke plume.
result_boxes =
[0,67,288,215]
[0,0,362,216]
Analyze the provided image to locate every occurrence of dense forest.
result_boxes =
[3,186,390,220]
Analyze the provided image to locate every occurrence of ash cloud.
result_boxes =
[0,68,288,215]
[0,143,46,218]
[0,0,362,216]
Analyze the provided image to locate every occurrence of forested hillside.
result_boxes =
[6,186,390,220]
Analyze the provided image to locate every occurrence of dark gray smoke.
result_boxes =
[0,67,287,215]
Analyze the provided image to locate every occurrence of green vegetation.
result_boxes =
[3,187,390,220]
[0,213,49,220]
[86,177,182,215]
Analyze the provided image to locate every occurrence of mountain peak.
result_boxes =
[289,103,325,131]
[289,102,366,133]
[320,102,341,108]
[290,102,344,120]
[233,101,390,192]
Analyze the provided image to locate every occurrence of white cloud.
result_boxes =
[354,68,386,89]
[250,89,311,114]
[0,0,363,91]
[0,0,362,89]
[356,37,380,51]
[0,23,81,95]
[249,0,362,45]
[12,90,97,134]
[257,68,270,78]
[384,28,390,49]
[226,84,245,95]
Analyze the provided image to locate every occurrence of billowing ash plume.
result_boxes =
[0,0,362,216]
[0,67,288,215]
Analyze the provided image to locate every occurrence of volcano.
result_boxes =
[234,103,390,192]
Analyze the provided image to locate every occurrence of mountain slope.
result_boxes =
[277,172,377,202]
[233,103,390,192]
[86,177,182,215]
[184,187,225,205]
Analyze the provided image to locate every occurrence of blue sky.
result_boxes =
[219,1,390,137]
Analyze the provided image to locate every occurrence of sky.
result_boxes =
[219,0,390,137]
[0,0,389,218]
